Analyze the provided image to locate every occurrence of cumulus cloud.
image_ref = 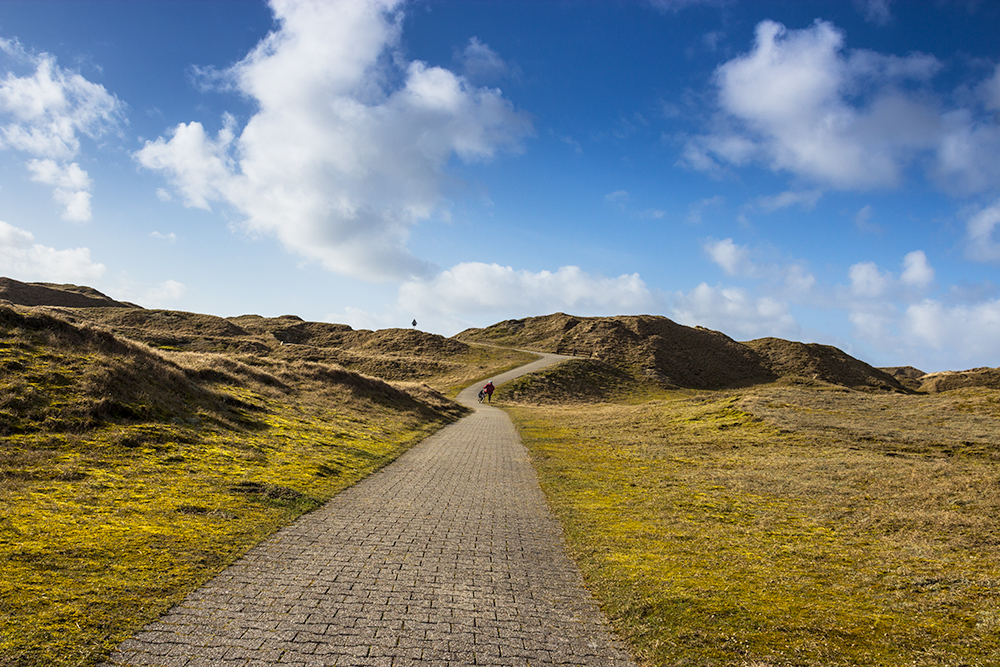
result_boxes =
[0,38,121,222]
[705,238,750,276]
[398,262,656,320]
[671,282,798,339]
[900,250,934,287]
[848,250,935,300]
[966,198,1000,262]
[136,0,531,282]
[141,279,186,306]
[704,237,816,295]
[849,261,890,297]
[832,250,1000,369]
[904,298,1000,362]
[681,19,1000,195]
[0,219,105,282]
[26,158,92,222]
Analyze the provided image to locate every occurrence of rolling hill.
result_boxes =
[456,312,909,393]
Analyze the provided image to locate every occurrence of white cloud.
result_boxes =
[705,237,816,295]
[846,252,935,298]
[705,238,749,276]
[0,219,105,282]
[753,188,823,212]
[150,231,177,242]
[141,279,186,307]
[136,117,236,211]
[933,109,1000,196]
[398,262,656,320]
[671,282,798,339]
[136,0,531,283]
[965,198,1000,263]
[0,39,121,222]
[905,298,1000,361]
[900,250,934,287]
[855,0,892,25]
[849,261,890,297]
[457,37,509,83]
[333,305,401,332]
[681,19,1000,195]
[26,158,93,222]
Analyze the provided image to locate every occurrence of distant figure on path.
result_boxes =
[483,380,495,403]
[411,319,417,327]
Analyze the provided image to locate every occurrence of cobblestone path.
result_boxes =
[102,353,636,666]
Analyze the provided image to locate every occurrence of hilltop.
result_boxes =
[0,277,139,309]
[457,312,909,396]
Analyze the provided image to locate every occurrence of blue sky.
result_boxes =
[0,0,998,372]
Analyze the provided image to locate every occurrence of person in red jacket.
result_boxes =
[483,380,495,403]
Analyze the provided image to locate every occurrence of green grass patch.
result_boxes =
[505,386,1000,667]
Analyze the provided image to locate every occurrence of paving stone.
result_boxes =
[101,354,635,667]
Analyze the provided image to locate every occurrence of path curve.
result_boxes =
[103,352,635,666]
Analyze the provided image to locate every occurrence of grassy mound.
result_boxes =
[0,304,469,666]
[459,313,776,389]
[880,365,927,391]
[497,358,645,404]
[918,367,1000,393]
[745,337,907,392]
[0,277,138,309]
[459,313,907,393]
[67,309,526,394]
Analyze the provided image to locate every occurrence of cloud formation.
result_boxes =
[137,0,531,282]
[671,282,798,339]
[966,198,1000,262]
[0,219,105,282]
[905,298,1000,359]
[0,39,121,222]
[704,237,816,295]
[398,262,656,320]
[682,19,1000,195]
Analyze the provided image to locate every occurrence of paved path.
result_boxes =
[103,353,635,666]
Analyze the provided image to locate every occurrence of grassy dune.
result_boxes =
[0,304,523,667]
[6,288,1000,667]
[501,379,1000,666]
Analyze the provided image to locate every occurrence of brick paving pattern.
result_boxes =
[102,353,635,666]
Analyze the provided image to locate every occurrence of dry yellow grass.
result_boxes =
[502,382,1000,667]
[0,304,494,666]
